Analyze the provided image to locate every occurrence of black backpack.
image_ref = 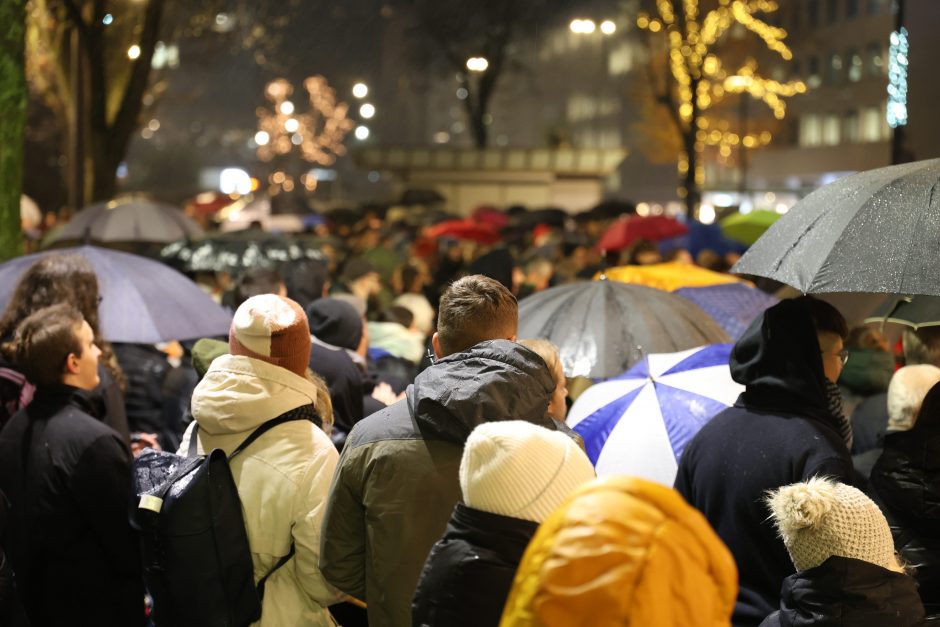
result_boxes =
[133,409,313,627]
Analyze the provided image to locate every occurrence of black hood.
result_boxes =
[730,298,829,420]
[773,556,925,627]
[406,339,555,444]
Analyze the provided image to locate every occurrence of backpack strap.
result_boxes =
[256,543,295,601]
[185,405,319,460]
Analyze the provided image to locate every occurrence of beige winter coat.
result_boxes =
[179,354,341,626]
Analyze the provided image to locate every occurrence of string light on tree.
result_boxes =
[255,76,355,193]
[637,0,806,217]
[887,27,909,128]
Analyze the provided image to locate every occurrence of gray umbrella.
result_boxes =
[44,197,204,246]
[865,295,940,329]
[733,158,940,295]
[518,279,729,379]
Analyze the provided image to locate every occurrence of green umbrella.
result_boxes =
[720,210,782,246]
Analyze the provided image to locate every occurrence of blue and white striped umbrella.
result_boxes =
[567,344,743,486]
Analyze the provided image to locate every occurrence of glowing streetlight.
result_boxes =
[352,82,368,98]
[359,103,375,119]
[127,45,141,60]
[466,57,489,72]
[254,130,270,146]
[284,118,300,133]
[600,20,616,35]
[355,125,370,140]
[279,100,295,115]
[569,19,596,34]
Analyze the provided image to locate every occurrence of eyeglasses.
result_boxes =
[821,349,849,366]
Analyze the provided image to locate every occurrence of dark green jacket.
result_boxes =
[318,340,557,627]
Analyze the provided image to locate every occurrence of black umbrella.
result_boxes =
[44,197,203,247]
[515,207,569,228]
[161,230,325,274]
[865,295,940,329]
[733,159,940,295]
[518,279,729,379]
[0,246,230,343]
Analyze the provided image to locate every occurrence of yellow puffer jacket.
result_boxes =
[499,476,738,627]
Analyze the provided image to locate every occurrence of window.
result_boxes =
[800,114,822,146]
[791,1,802,29]
[859,105,889,141]
[867,43,884,77]
[868,0,884,15]
[822,114,841,145]
[843,110,859,143]
[808,0,820,26]
[847,49,863,81]
[791,59,802,78]
[827,52,843,85]
[808,55,821,87]
[846,0,859,18]
[826,0,839,23]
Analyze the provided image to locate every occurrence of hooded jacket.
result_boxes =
[499,476,738,627]
[758,556,925,627]
[178,354,341,627]
[319,340,558,627]
[868,384,940,617]
[0,385,144,626]
[674,298,854,627]
[411,504,539,627]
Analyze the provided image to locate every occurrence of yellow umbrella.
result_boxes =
[598,262,742,292]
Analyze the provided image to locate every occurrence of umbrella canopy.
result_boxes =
[720,210,782,246]
[733,159,940,295]
[424,219,501,244]
[597,215,688,252]
[515,208,569,228]
[161,230,325,274]
[0,246,231,343]
[567,344,743,485]
[601,262,743,291]
[44,197,203,246]
[675,283,779,339]
[518,279,730,379]
[864,295,940,329]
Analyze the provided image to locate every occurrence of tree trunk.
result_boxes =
[682,77,702,218]
[0,0,27,259]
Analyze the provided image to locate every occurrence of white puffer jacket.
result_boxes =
[179,354,341,626]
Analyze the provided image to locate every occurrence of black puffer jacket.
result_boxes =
[412,504,538,627]
[759,556,925,627]
[869,383,940,618]
[675,298,854,627]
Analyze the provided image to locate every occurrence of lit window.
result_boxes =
[842,110,859,143]
[800,114,822,147]
[822,114,841,145]
[828,52,843,85]
[867,43,884,77]
[847,50,863,81]
[859,106,886,141]
[808,56,821,87]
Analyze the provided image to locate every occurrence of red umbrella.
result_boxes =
[597,215,688,252]
[471,205,509,230]
[425,219,501,244]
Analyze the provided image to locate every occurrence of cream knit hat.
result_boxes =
[230,294,311,378]
[459,421,595,523]
[767,476,898,572]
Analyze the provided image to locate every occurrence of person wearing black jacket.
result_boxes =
[412,421,595,627]
[674,296,855,627]
[0,304,144,627]
[869,381,940,618]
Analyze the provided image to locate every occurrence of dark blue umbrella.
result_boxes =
[674,283,778,339]
[0,246,231,343]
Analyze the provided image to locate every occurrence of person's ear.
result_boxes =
[508,333,517,342]
[64,353,80,375]
[431,332,443,359]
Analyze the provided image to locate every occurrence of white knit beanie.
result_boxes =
[459,421,596,523]
[887,364,940,431]
[767,476,898,572]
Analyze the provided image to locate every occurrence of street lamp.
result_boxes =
[569,19,596,34]
[359,103,376,119]
[352,82,368,99]
[600,20,616,35]
[466,57,489,72]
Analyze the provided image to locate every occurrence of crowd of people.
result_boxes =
[0,203,936,627]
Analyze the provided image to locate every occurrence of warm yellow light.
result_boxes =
[127,45,141,60]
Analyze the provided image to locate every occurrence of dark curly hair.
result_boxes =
[0,254,125,388]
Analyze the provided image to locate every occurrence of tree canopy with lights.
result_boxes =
[638,0,805,216]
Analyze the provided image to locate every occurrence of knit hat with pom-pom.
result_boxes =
[766,476,897,572]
